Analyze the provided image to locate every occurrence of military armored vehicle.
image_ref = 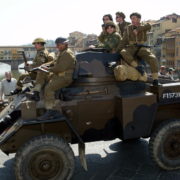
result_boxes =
[0,50,180,180]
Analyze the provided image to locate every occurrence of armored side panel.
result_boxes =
[149,82,180,103]
[116,92,157,140]
[149,83,180,130]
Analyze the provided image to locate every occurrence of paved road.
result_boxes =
[0,138,180,180]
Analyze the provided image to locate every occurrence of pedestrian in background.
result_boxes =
[0,72,17,102]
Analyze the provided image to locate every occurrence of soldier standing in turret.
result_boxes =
[119,12,159,86]
[11,38,54,94]
[115,12,130,37]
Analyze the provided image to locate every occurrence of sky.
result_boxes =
[0,0,179,46]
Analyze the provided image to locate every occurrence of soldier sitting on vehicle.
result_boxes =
[119,12,159,86]
[115,11,130,37]
[11,38,54,95]
[26,37,76,121]
[98,14,119,44]
[98,21,122,53]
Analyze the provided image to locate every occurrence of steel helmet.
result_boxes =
[32,38,46,45]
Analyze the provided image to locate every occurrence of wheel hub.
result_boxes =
[29,150,63,179]
[40,160,51,171]
[164,131,180,159]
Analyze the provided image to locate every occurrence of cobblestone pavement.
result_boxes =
[0,138,180,180]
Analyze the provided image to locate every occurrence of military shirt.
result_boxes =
[31,48,54,68]
[117,21,130,37]
[119,23,151,51]
[99,32,122,53]
[50,48,76,75]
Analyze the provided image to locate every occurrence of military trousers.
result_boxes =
[120,47,158,73]
[17,72,37,89]
[34,71,73,109]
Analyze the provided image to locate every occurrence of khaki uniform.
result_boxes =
[17,48,53,88]
[119,23,158,79]
[117,21,130,37]
[98,32,121,53]
[34,48,76,109]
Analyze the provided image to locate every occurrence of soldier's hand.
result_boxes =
[41,65,49,70]
[24,65,31,71]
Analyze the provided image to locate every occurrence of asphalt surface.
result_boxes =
[0,138,180,180]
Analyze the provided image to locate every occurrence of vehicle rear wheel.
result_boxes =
[14,134,75,180]
[149,119,180,170]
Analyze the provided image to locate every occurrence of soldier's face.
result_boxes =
[103,16,111,24]
[106,26,115,34]
[131,16,141,26]
[34,43,43,50]
[116,16,123,23]
[56,43,67,51]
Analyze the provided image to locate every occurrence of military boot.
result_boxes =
[152,79,161,86]
[10,88,22,95]
[135,65,145,75]
[37,109,63,121]
[26,91,40,101]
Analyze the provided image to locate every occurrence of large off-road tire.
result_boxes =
[14,134,75,180]
[149,119,180,170]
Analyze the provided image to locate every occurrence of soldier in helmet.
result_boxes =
[119,12,159,86]
[98,21,121,53]
[115,12,130,37]
[11,38,54,94]
[98,14,119,44]
[27,37,76,120]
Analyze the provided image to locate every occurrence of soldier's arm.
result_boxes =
[50,53,74,74]
[118,31,128,51]
[47,52,55,62]
[98,31,106,43]
[137,23,151,32]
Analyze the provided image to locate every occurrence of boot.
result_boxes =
[10,88,22,95]
[37,109,63,121]
[152,79,161,86]
[135,65,145,75]
[26,91,40,101]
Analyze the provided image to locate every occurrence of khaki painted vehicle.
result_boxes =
[0,50,180,180]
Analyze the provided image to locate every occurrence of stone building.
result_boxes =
[161,28,180,70]
[147,13,180,46]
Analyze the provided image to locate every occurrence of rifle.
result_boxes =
[18,51,28,66]
[18,51,30,72]
[134,44,155,48]
[31,66,49,73]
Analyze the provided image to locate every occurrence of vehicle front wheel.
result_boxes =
[14,134,75,180]
[149,119,180,170]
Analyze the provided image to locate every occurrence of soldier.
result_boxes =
[11,38,54,94]
[98,14,114,44]
[98,21,121,53]
[27,37,76,120]
[119,12,159,86]
[115,12,130,37]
